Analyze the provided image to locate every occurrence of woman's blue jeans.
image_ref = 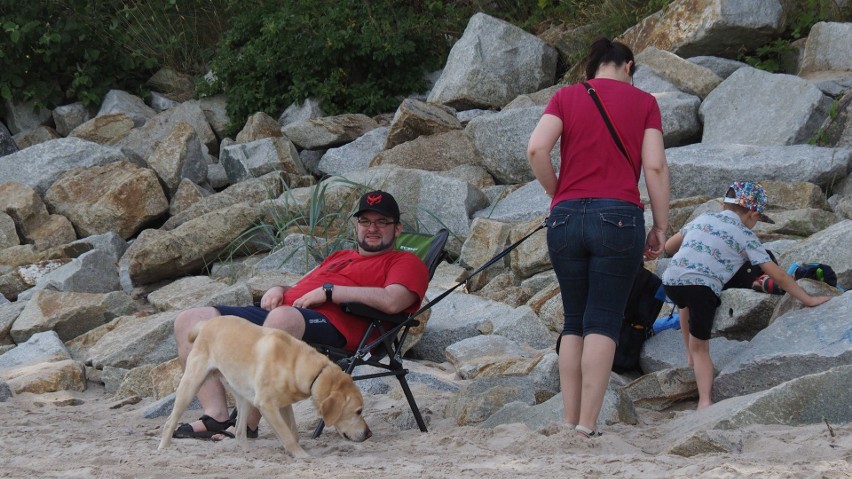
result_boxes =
[547,198,645,341]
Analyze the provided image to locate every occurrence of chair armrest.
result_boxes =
[340,302,414,326]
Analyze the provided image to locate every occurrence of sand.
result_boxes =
[1,376,850,479]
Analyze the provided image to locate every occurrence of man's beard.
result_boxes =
[358,236,394,253]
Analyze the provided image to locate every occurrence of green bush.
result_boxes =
[200,0,469,133]
[0,0,155,109]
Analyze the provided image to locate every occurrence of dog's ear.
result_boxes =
[318,392,345,425]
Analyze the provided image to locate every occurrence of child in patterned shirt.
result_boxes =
[662,180,831,409]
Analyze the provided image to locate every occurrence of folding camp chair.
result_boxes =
[310,228,449,437]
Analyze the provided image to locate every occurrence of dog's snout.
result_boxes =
[365,427,373,440]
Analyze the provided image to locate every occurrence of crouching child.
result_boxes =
[661,180,832,409]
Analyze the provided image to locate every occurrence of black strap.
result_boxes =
[581,81,635,174]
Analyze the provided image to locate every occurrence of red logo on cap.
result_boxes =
[366,193,383,205]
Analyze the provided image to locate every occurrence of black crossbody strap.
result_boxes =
[581,81,636,176]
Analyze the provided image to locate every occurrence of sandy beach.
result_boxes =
[2,374,849,479]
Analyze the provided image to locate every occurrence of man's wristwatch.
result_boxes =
[322,283,334,302]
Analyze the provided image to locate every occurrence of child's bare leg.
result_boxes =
[688,335,714,409]
[678,308,692,366]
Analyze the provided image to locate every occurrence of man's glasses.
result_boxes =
[356,218,397,228]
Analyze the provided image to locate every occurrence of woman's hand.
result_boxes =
[643,226,666,260]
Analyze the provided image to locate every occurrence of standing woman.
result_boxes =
[527,38,670,437]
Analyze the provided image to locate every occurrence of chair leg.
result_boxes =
[311,419,326,439]
[396,373,428,432]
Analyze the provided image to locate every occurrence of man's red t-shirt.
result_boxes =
[543,78,663,208]
[283,249,428,351]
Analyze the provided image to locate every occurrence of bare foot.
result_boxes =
[696,400,713,410]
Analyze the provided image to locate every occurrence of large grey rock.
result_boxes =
[146,122,208,195]
[711,288,783,341]
[445,334,542,380]
[277,98,324,128]
[0,212,18,249]
[655,92,702,147]
[31,249,121,294]
[621,367,697,411]
[0,121,17,157]
[252,234,324,275]
[67,113,135,145]
[0,138,126,195]
[118,202,264,290]
[445,375,536,425]
[97,90,156,128]
[384,99,461,149]
[635,47,723,99]
[699,67,833,145]
[197,95,230,140]
[620,0,784,59]
[318,127,388,176]
[713,292,852,401]
[473,180,549,223]
[640,328,749,374]
[0,301,26,345]
[0,331,70,369]
[2,99,52,135]
[220,136,304,183]
[428,13,557,110]
[235,112,282,144]
[117,100,217,161]
[412,290,550,362]
[665,144,851,200]
[466,106,559,184]
[145,276,229,312]
[162,172,283,230]
[44,160,169,239]
[86,311,178,370]
[798,22,852,76]
[11,290,139,343]
[659,365,852,456]
[688,56,750,79]
[777,220,852,289]
[52,102,91,137]
[371,130,484,173]
[481,374,638,429]
[281,114,378,150]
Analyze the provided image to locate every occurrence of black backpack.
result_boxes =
[724,250,778,290]
[612,266,664,374]
[554,266,664,374]
[788,262,838,287]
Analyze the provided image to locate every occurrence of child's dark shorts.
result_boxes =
[662,284,721,341]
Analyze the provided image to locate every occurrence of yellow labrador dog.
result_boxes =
[158,315,372,457]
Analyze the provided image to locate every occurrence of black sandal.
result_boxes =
[172,414,235,439]
[230,408,259,439]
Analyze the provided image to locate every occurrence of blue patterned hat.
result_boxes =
[722,180,774,223]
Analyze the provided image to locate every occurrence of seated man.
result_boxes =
[171,190,429,439]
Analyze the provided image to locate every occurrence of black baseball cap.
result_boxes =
[354,190,400,220]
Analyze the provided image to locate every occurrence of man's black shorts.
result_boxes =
[214,305,346,348]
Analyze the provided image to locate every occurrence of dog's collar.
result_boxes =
[310,364,331,394]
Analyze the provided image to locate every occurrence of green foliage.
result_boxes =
[742,0,851,73]
[200,0,468,133]
[111,0,232,76]
[0,0,153,109]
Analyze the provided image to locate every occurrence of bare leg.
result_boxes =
[678,307,692,366]
[557,334,583,426]
[576,333,616,434]
[689,335,714,409]
[173,307,230,432]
